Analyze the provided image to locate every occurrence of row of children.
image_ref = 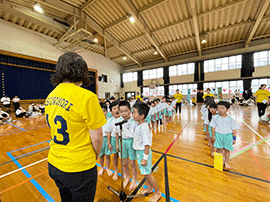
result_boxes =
[201,97,239,170]
[98,100,161,202]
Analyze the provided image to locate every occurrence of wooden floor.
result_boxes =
[0,104,270,202]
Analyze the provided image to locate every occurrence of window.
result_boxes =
[169,83,197,95]
[251,78,270,93]
[203,80,243,94]
[204,55,242,73]
[169,63,195,76]
[123,72,137,82]
[142,87,150,96]
[143,68,163,80]
[254,50,270,67]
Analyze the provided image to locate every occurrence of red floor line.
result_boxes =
[164,120,191,154]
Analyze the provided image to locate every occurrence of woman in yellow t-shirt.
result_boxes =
[46,52,106,202]
[254,84,270,120]
[135,92,141,101]
[174,89,183,113]
[203,88,214,100]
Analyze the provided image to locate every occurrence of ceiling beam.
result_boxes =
[246,0,270,46]
[138,0,168,14]
[111,19,258,60]
[119,0,168,62]
[105,0,169,30]
[123,42,270,72]
[0,2,66,34]
[80,0,97,11]
[81,12,142,66]
[189,0,202,55]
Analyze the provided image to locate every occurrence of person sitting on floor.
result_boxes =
[38,103,45,113]
[16,106,29,118]
[0,107,13,122]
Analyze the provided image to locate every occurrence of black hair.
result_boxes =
[150,101,155,105]
[167,100,172,104]
[206,88,211,91]
[119,100,131,110]
[217,101,230,109]
[136,98,141,102]
[208,103,217,123]
[109,101,119,111]
[110,96,115,100]
[133,102,149,119]
[51,52,91,87]
[204,96,214,104]
[105,100,110,104]
[100,102,107,110]
[261,84,266,88]
[147,101,151,106]
[156,98,160,102]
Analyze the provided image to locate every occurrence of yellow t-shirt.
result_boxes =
[135,95,141,100]
[254,90,270,103]
[174,93,183,103]
[192,98,196,103]
[203,93,214,99]
[45,83,107,172]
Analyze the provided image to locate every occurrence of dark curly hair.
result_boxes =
[51,52,91,87]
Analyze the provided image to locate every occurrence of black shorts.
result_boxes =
[3,104,10,108]
[48,163,97,202]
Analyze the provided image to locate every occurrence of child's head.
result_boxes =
[110,101,120,118]
[156,98,160,104]
[162,97,166,103]
[209,103,217,114]
[151,101,155,107]
[132,102,150,122]
[217,101,230,115]
[119,100,131,120]
[176,89,179,93]
[137,92,140,95]
[100,102,107,117]
[105,100,110,106]
[154,99,157,105]
[167,100,172,105]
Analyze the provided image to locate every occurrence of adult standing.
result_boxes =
[254,84,270,121]
[203,88,214,101]
[45,52,106,202]
[1,95,11,113]
[174,89,183,114]
[12,96,20,111]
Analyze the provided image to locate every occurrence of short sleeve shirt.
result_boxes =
[133,122,152,150]
[174,93,183,103]
[254,90,270,103]
[209,115,239,134]
[115,117,137,139]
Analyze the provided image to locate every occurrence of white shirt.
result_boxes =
[115,117,137,139]
[130,100,136,107]
[16,109,25,115]
[200,104,206,114]
[133,122,152,150]
[105,117,122,137]
[209,115,239,134]
[204,114,217,125]
[202,109,208,120]
[0,110,9,117]
[160,102,168,110]
[102,118,110,137]
[166,105,174,112]
[13,98,20,103]
[149,107,157,116]
[39,105,45,109]
[1,97,10,105]
[172,100,177,107]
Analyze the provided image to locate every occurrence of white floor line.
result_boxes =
[231,112,270,146]
[0,158,47,179]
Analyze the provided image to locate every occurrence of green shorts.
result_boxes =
[106,137,117,155]
[208,126,213,137]
[136,149,152,175]
[158,111,162,119]
[145,115,151,124]
[99,137,108,157]
[162,109,167,115]
[214,132,234,151]
[119,138,136,160]
[203,124,206,132]
[106,111,112,118]
[166,111,172,116]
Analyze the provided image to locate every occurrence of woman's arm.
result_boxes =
[89,127,103,159]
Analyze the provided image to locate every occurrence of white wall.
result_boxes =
[0,19,122,98]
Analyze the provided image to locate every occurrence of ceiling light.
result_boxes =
[33,3,44,14]
[153,51,158,55]
[201,39,207,44]
[93,38,98,43]
[129,16,135,23]
[123,56,127,60]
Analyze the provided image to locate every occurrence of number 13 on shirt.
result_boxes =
[46,114,70,145]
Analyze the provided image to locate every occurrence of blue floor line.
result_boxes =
[6,152,55,202]
[7,122,26,131]
[10,140,50,153]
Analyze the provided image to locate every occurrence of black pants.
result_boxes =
[176,103,182,113]
[192,102,197,106]
[14,103,20,110]
[257,103,267,118]
[48,163,97,202]
[16,112,27,118]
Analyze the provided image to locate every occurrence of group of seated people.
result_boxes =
[0,95,45,125]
